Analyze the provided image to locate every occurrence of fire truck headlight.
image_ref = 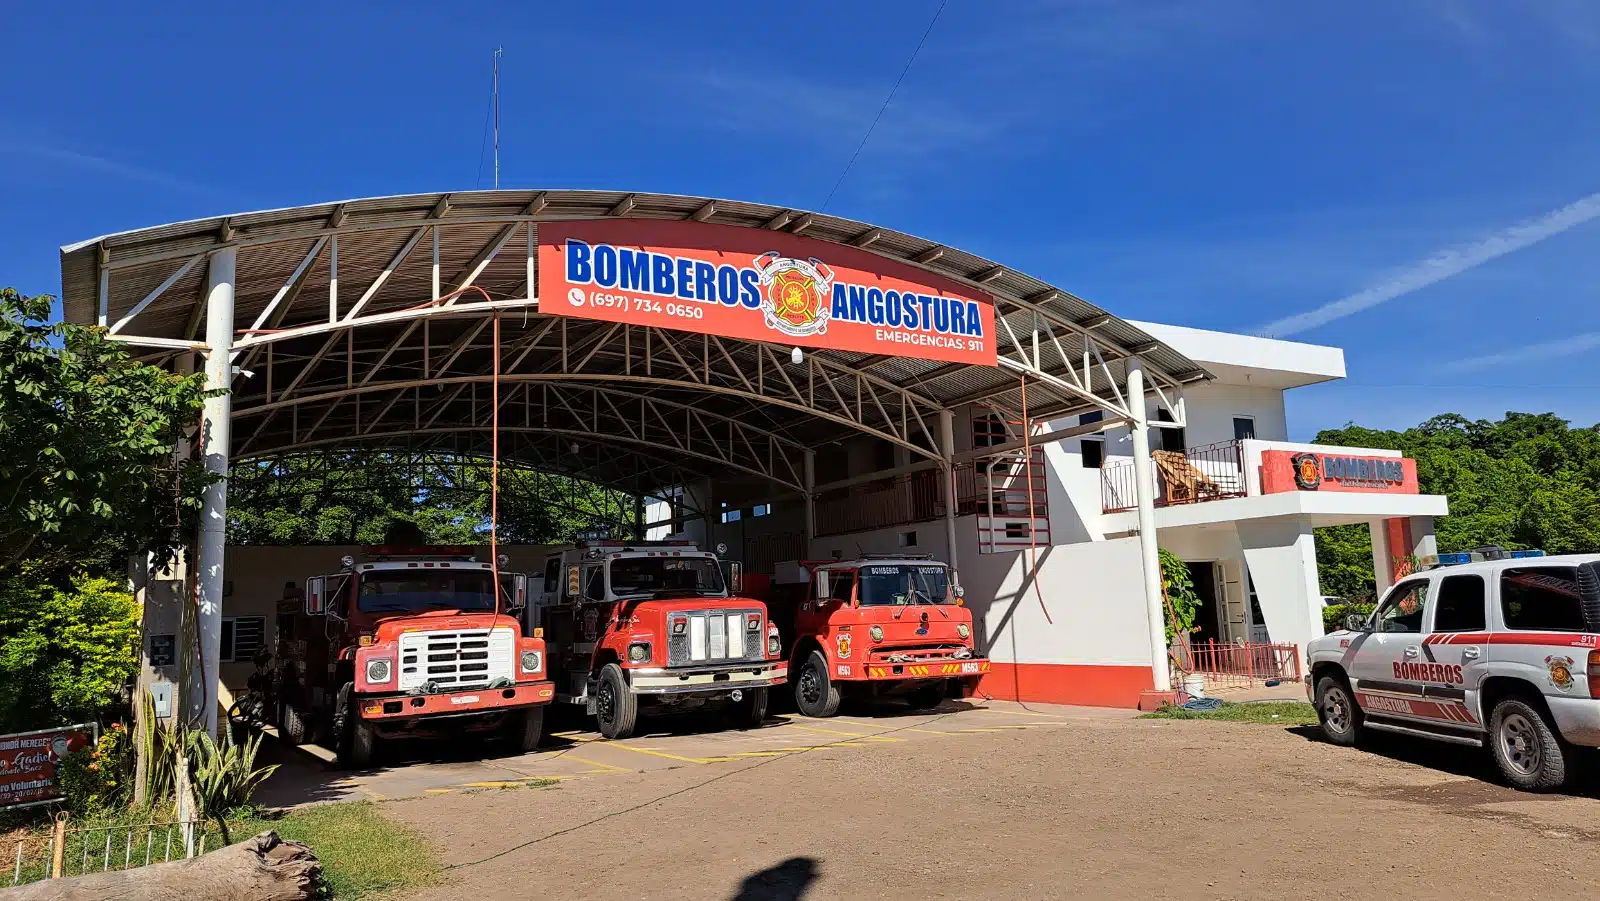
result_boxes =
[365,658,392,684]
[957,624,970,640]
[520,650,543,673]
[768,634,780,655]
[869,625,884,643]
[628,642,651,663]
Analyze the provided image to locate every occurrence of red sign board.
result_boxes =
[0,724,94,811]
[1261,450,1419,495]
[537,219,998,366]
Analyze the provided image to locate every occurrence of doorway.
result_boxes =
[1187,561,1221,645]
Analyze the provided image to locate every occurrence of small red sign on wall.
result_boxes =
[1260,450,1419,495]
[0,724,95,811]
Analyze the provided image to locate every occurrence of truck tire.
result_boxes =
[1489,696,1574,792]
[907,682,947,711]
[594,663,638,740]
[1315,675,1362,746]
[333,683,378,769]
[728,687,769,729]
[508,706,545,753]
[794,650,842,718]
[278,701,308,746]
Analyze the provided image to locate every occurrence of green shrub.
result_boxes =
[1159,549,1200,642]
[188,729,278,843]
[1323,602,1375,633]
[0,570,139,732]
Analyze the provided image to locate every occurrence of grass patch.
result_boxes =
[1142,701,1319,726]
[242,802,439,900]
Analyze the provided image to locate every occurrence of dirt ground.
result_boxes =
[367,701,1600,901]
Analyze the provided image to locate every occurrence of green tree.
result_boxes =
[0,568,140,731]
[0,288,216,575]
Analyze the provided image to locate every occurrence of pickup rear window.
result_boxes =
[1501,567,1584,632]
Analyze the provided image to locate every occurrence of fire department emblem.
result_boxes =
[1290,453,1322,491]
[835,633,851,659]
[582,607,600,641]
[752,251,833,338]
[1546,655,1576,691]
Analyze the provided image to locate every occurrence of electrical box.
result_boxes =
[148,682,172,719]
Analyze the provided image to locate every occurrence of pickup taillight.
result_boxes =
[1588,650,1600,698]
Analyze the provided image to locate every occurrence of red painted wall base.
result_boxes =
[973,662,1155,709]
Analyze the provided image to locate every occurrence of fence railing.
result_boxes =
[1175,637,1301,691]
[10,817,210,887]
[1102,440,1248,513]
[814,469,942,537]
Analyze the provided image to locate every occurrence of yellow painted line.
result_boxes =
[601,744,714,765]
[780,723,905,742]
[361,788,388,800]
[734,751,792,758]
[972,707,1061,718]
[424,788,455,794]
[950,728,1007,733]
[581,768,615,774]
[562,753,631,772]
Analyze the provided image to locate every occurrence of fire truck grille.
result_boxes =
[666,609,764,667]
[398,628,514,692]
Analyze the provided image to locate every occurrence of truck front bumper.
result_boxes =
[629,662,788,695]
[861,658,990,681]
[358,681,554,720]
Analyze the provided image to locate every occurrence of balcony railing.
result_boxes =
[1101,440,1248,514]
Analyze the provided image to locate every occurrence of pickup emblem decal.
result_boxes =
[1546,655,1576,691]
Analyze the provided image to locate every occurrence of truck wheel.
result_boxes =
[509,706,545,753]
[278,701,308,746]
[333,683,378,769]
[728,687,769,729]
[794,650,842,718]
[1490,696,1574,792]
[594,664,638,740]
[1315,676,1362,746]
[907,683,946,711]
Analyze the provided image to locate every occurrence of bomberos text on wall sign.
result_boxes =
[537,219,999,366]
[1260,449,1420,495]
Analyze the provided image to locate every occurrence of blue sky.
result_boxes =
[4,0,1599,439]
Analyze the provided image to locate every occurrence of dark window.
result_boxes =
[1233,417,1257,441]
[1155,408,1185,453]
[973,413,1007,448]
[825,571,855,603]
[542,558,560,594]
[872,439,897,472]
[220,615,266,663]
[1431,574,1486,632]
[1004,522,1029,539]
[359,570,495,614]
[1080,411,1105,469]
[1376,579,1429,634]
[582,565,604,601]
[1501,567,1585,632]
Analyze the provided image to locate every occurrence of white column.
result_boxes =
[1237,518,1325,664]
[195,247,236,737]
[1126,359,1169,692]
[937,409,961,580]
[803,449,817,548]
[1409,516,1438,560]
[1369,520,1394,594]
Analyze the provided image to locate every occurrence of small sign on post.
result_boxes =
[0,724,97,812]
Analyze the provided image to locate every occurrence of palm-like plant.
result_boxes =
[186,729,279,843]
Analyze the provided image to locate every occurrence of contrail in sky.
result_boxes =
[1257,191,1600,337]
[1435,330,1600,375]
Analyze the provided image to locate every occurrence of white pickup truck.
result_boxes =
[1306,551,1600,791]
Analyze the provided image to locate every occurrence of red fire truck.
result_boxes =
[277,546,554,768]
[528,540,787,739]
[766,556,989,717]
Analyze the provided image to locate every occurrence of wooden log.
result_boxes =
[0,831,321,901]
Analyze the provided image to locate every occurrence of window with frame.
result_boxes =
[1431,574,1486,632]
[973,412,1007,448]
[816,570,855,603]
[1080,411,1105,469]
[542,558,561,594]
[1233,416,1257,441]
[1154,408,1185,453]
[1376,579,1429,634]
[1501,566,1584,632]
[220,615,267,663]
[582,564,604,601]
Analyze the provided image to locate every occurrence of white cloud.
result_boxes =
[1255,191,1600,337]
[1435,331,1600,375]
[0,139,224,196]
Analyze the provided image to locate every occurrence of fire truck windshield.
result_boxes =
[857,564,952,607]
[358,569,496,614]
[609,556,727,599]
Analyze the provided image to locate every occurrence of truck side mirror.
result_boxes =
[566,565,581,599]
[954,584,966,606]
[510,573,528,612]
[816,570,830,601]
[729,561,743,594]
[305,576,326,616]
[1343,612,1371,633]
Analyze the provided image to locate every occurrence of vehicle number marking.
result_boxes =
[1362,694,1414,715]
[451,695,480,705]
[960,662,982,674]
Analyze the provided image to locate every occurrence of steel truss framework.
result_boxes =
[65,190,1208,499]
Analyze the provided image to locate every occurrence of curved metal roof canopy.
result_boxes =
[60,190,1208,496]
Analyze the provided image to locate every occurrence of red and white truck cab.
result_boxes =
[528,540,787,739]
[281,546,553,768]
[768,556,989,717]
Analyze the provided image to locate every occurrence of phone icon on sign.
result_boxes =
[568,288,586,306]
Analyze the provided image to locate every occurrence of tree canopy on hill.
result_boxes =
[1315,412,1600,600]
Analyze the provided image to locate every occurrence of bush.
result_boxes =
[1324,602,1375,633]
[1158,549,1200,642]
[55,722,133,814]
[0,570,140,732]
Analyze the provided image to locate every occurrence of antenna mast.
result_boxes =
[492,47,502,189]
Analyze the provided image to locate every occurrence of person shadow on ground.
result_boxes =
[729,857,819,901]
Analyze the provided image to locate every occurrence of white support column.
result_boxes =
[195,247,236,738]
[803,449,817,548]
[1126,358,1170,692]
[937,409,961,580]
[1369,520,1394,594]
[1237,518,1325,665]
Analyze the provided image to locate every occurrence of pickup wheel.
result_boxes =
[508,706,545,753]
[1489,696,1574,792]
[794,650,842,718]
[594,663,638,740]
[728,687,769,729]
[1315,676,1362,746]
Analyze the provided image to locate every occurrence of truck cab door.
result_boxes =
[1348,576,1434,724]
[1421,571,1489,727]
